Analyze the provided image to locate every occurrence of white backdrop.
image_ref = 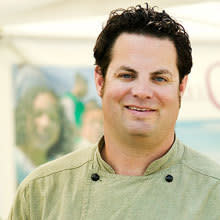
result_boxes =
[0,0,220,218]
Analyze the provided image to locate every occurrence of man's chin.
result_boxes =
[125,127,154,138]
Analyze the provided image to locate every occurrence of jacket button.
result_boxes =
[91,173,100,181]
[165,174,173,182]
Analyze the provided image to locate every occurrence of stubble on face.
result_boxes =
[99,70,183,110]
[96,33,188,142]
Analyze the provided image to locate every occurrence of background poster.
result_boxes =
[13,64,220,185]
[13,64,103,184]
[176,119,220,162]
[176,62,220,163]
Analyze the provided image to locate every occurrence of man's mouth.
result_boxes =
[125,106,156,112]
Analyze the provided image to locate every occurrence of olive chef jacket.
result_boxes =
[8,137,220,219]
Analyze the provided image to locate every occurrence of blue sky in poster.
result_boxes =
[176,119,220,162]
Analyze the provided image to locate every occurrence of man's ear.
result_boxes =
[179,75,188,97]
[94,65,105,97]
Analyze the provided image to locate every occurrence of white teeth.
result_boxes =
[127,106,148,111]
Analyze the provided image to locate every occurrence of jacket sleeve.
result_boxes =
[202,180,220,219]
[7,184,30,220]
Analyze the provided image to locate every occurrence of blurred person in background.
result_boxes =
[9,3,220,219]
[76,100,103,149]
[15,87,74,182]
[61,73,88,130]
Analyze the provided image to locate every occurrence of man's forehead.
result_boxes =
[113,32,173,47]
[110,33,176,59]
[108,33,178,72]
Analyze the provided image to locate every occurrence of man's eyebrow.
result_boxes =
[150,69,173,76]
[116,65,138,74]
[115,67,173,76]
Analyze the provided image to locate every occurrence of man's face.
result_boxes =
[95,33,187,139]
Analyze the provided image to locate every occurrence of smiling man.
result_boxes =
[9,3,220,220]
[94,33,187,176]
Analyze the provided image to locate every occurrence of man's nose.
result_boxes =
[131,79,153,99]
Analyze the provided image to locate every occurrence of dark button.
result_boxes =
[91,173,100,181]
[165,174,173,182]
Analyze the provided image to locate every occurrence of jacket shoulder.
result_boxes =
[182,144,220,180]
[21,145,96,186]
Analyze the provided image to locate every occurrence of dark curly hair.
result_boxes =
[94,3,192,83]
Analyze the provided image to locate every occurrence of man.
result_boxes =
[9,3,220,219]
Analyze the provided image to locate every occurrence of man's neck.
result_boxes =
[101,133,175,176]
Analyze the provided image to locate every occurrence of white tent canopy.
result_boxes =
[0,0,220,41]
[0,1,220,218]
[0,0,216,24]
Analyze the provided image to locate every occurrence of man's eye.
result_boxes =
[119,73,134,79]
[154,77,167,82]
